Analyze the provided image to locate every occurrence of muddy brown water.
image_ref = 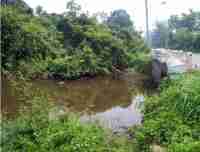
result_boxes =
[1,73,147,132]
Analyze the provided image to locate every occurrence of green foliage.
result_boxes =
[107,9,133,31]
[106,9,148,54]
[47,45,110,79]
[1,0,33,14]
[133,72,200,151]
[2,116,106,152]
[56,12,130,70]
[152,10,200,52]
[2,109,135,152]
[1,97,106,152]
[168,141,200,152]
[170,29,200,53]
[127,52,151,73]
[169,10,200,31]
[47,56,80,79]
[16,58,50,79]
[66,0,81,18]
[157,73,200,122]
[1,0,149,79]
[1,6,61,70]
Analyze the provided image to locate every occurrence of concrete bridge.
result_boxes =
[152,48,200,74]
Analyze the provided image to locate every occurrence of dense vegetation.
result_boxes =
[1,0,149,79]
[2,1,200,152]
[133,72,200,151]
[0,1,148,151]
[151,10,200,53]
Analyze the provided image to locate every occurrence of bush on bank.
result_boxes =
[1,2,150,80]
[133,72,200,151]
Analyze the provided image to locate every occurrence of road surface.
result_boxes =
[193,53,200,66]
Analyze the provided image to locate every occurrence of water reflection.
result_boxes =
[80,95,144,133]
[30,76,134,113]
[2,73,146,131]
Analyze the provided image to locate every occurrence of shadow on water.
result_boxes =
[2,73,148,132]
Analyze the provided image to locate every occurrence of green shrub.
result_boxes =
[47,45,112,79]
[168,141,200,152]
[1,103,107,152]
[127,52,151,73]
[2,111,135,152]
[48,56,81,79]
[134,72,200,151]
[1,6,61,70]
[16,58,50,78]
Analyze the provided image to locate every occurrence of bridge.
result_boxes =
[152,48,200,74]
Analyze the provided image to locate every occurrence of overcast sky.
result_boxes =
[25,0,200,32]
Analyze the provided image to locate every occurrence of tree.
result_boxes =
[1,0,149,77]
[107,9,133,31]
[1,7,61,69]
[66,0,81,18]
[1,0,33,14]
[169,10,200,32]
[151,10,200,52]
[36,5,43,16]
[151,22,170,48]
[168,10,200,52]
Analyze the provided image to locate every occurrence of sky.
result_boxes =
[25,0,200,32]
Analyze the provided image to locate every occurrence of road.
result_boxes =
[192,53,200,66]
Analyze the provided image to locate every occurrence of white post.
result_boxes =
[145,0,150,47]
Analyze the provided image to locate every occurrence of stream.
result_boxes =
[2,72,147,132]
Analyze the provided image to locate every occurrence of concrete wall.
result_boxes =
[152,49,196,71]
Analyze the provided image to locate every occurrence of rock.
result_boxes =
[161,62,168,77]
[51,73,65,80]
[58,81,65,85]
[151,59,168,88]
[41,73,49,80]
[151,145,166,152]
